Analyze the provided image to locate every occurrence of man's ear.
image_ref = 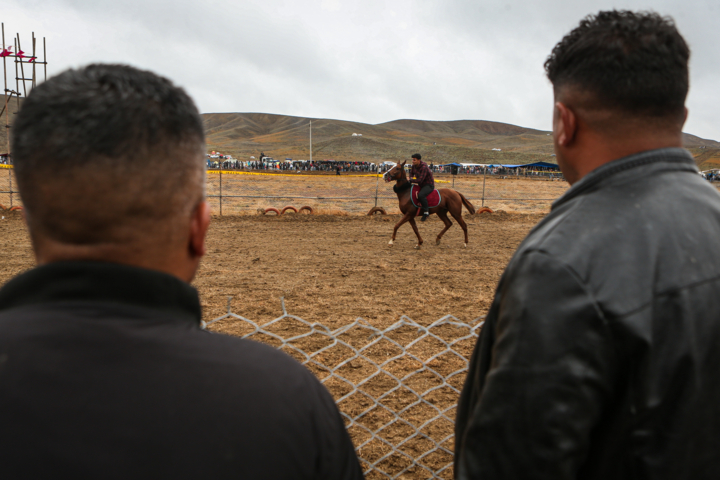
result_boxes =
[554,101,577,147]
[189,201,211,259]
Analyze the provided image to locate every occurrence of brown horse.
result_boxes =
[383,161,475,249]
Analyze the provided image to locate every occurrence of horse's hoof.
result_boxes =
[436,239,441,246]
[415,244,422,250]
[464,243,468,248]
[388,240,394,246]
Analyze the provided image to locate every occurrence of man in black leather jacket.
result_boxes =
[455,11,720,479]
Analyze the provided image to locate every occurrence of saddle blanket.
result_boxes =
[410,185,441,210]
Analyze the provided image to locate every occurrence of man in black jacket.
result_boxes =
[0,64,362,479]
[455,11,720,479]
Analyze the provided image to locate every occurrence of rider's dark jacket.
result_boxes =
[455,148,720,479]
[409,161,435,189]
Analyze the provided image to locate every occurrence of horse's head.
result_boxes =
[383,160,407,183]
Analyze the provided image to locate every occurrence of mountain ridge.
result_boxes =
[203,112,720,166]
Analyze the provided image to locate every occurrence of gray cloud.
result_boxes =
[4,0,718,140]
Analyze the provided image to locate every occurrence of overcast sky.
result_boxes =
[4,0,719,140]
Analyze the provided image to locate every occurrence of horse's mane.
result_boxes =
[393,182,411,194]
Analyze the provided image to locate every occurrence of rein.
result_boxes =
[393,182,411,193]
[386,164,411,194]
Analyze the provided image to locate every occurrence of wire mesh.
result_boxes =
[205,169,569,215]
[0,167,20,209]
[205,296,485,479]
[4,166,718,216]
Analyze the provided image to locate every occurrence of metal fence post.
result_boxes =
[9,168,12,208]
[481,167,487,207]
[374,170,380,207]
[219,170,223,216]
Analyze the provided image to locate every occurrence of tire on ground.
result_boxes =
[476,207,493,214]
[281,205,298,214]
[367,206,387,215]
[298,206,314,214]
[263,207,281,215]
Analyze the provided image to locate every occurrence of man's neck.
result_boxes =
[31,237,199,283]
[563,132,683,185]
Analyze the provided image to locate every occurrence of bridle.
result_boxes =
[384,164,400,183]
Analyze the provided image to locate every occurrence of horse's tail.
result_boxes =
[459,193,476,214]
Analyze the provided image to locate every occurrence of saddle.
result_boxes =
[410,185,441,211]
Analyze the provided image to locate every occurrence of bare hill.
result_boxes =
[2,105,717,167]
[205,112,719,165]
[682,133,720,148]
[203,112,558,164]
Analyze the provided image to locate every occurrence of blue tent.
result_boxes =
[438,161,560,170]
[521,161,560,170]
[490,162,560,170]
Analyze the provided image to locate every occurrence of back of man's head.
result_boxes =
[12,64,206,258]
[544,10,689,132]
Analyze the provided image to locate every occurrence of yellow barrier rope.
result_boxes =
[0,164,450,183]
[208,170,384,178]
[208,169,450,183]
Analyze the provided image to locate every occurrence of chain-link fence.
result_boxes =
[5,166,718,216]
[205,297,485,479]
[1,166,568,214]
[205,168,570,215]
[0,167,20,210]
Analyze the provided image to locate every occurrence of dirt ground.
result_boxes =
[0,209,541,479]
[194,211,541,328]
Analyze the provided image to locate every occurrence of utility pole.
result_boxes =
[481,166,487,207]
[2,23,8,158]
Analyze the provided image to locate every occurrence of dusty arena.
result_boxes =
[0,208,540,479]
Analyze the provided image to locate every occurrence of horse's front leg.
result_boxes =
[389,211,413,246]
[408,217,423,249]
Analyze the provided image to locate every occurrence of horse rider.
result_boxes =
[409,153,435,221]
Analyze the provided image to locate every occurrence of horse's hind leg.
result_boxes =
[449,206,469,247]
[435,210,453,245]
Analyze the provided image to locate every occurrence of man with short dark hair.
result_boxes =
[408,153,434,221]
[455,11,720,479]
[0,64,362,479]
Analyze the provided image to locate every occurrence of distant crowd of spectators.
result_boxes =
[203,156,719,183]
[701,171,718,182]
[208,159,379,173]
